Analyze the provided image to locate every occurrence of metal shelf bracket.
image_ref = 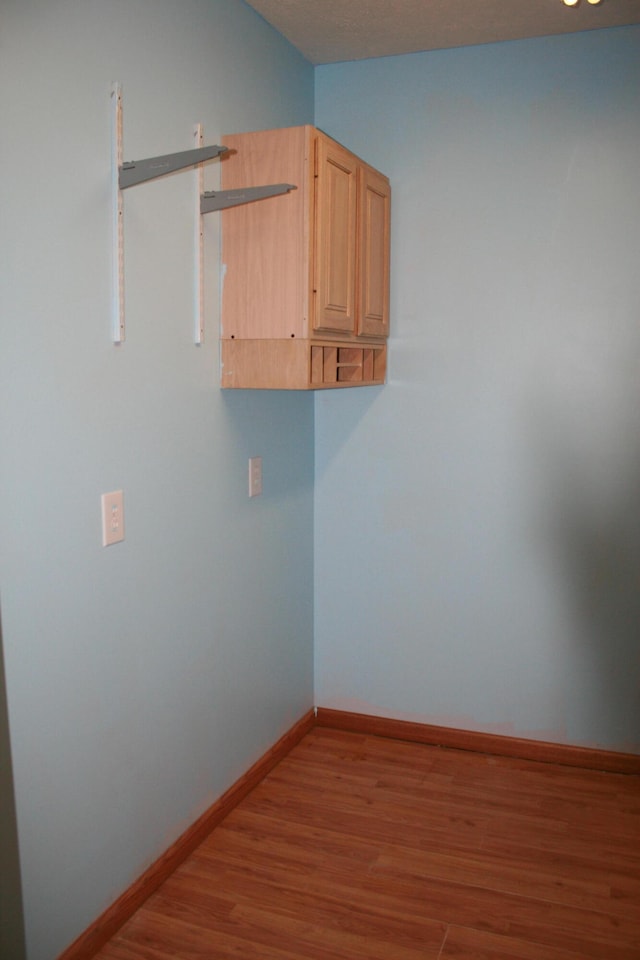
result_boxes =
[119,144,228,190]
[200,183,296,214]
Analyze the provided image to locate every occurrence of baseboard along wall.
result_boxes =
[314,708,640,776]
[57,705,639,959]
[57,709,315,960]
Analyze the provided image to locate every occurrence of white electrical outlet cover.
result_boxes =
[101,489,125,546]
[248,457,263,497]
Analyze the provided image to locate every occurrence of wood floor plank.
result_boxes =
[439,924,593,960]
[93,727,640,960]
[199,819,379,880]
[243,780,490,852]
[366,864,640,958]
[107,909,319,960]
[92,943,169,960]
[374,844,611,908]
[182,843,444,943]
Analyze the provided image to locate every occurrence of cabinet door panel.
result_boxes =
[358,165,390,338]
[313,136,357,336]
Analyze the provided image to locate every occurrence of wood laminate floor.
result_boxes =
[94,727,640,959]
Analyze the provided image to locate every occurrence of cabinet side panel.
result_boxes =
[221,127,311,340]
[358,165,391,339]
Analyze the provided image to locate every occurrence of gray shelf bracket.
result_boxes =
[119,144,228,190]
[200,183,296,214]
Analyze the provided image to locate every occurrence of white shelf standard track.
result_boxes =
[110,83,295,344]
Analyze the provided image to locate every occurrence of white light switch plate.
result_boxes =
[101,490,125,546]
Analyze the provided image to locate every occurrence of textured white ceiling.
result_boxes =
[243,0,640,64]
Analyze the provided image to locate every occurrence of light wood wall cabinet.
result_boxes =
[220,125,390,390]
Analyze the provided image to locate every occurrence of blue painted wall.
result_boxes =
[315,27,640,752]
[0,1,314,957]
[3,9,640,957]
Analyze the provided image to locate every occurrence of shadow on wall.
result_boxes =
[556,478,640,750]
[533,420,640,751]
[0,606,27,959]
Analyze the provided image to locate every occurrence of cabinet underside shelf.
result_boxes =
[221,339,387,390]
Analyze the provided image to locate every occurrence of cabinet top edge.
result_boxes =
[221,125,390,183]
[222,123,316,139]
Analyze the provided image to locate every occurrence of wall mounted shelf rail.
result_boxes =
[111,82,297,345]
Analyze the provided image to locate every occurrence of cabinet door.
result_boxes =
[358,164,390,339]
[313,136,358,336]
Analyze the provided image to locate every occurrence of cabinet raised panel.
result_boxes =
[313,137,357,336]
[220,125,390,390]
[358,164,390,339]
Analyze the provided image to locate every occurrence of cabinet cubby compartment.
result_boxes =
[310,344,386,387]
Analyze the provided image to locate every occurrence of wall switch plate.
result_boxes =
[248,457,262,497]
[101,490,125,546]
